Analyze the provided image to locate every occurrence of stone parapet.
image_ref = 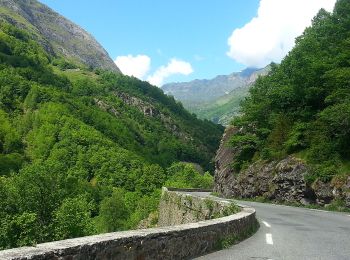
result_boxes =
[0,188,257,260]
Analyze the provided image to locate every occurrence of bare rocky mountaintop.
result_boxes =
[0,0,120,72]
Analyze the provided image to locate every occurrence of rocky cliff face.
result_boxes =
[0,0,120,72]
[213,126,239,195]
[214,127,350,208]
[217,156,313,203]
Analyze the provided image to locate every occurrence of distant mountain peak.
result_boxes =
[162,65,271,125]
[162,66,269,103]
[239,67,259,78]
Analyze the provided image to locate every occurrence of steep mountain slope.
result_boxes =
[188,87,249,125]
[0,15,223,250]
[0,0,120,72]
[215,0,350,210]
[163,66,270,125]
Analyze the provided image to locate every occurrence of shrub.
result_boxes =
[229,134,260,172]
[53,196,94,240]
[304,162,340,184]
[165,162,213,189]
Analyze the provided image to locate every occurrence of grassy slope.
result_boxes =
[187,87,249,125]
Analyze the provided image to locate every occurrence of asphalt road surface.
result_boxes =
[184,192,350,260]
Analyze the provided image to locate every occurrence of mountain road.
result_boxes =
[181,192,350,260]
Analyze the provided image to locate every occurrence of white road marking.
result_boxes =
[266,233,273,245]
[262,221,271,228]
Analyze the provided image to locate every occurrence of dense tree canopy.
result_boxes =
[231,0,350,183]
[0,22,220,249]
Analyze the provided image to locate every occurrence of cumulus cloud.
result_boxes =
[147,59,193,86]
[114,54,151,79]
[114,55,193,86]
[227,0,336,67]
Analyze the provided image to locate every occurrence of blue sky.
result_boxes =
[40,0,336,86]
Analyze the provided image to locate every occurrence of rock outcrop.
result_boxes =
[215,152,312,204]
[0,0,120,72]
[214,127,350,208]
[112,92,194,142]
[115,92,160,118]
[214,126,240,196]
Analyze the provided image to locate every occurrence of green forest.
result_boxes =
[0,22,222,249]
[230,0,350,183]
[1,0,349,252]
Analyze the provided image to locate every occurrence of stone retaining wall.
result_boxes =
[166,187,213,192]
[158,187,239,226]
[0,188,257,260]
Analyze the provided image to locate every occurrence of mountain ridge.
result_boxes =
[162,65,271,125]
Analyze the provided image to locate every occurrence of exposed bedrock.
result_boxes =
[214,127,350,208]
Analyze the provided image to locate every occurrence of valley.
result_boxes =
[0,0,349,258]
[0,0,222,249]
[163,66,270,125]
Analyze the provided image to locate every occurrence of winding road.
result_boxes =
[185,192,350,260]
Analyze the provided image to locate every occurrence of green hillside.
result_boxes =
[164,66,270,126]
[0,22,223,249]
[188,86,250,125]
[229,0,350,182]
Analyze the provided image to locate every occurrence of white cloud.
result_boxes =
[147,59,193,86]
[114,54,151,79]
[114,55,193,86]
[227,0,336,67]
